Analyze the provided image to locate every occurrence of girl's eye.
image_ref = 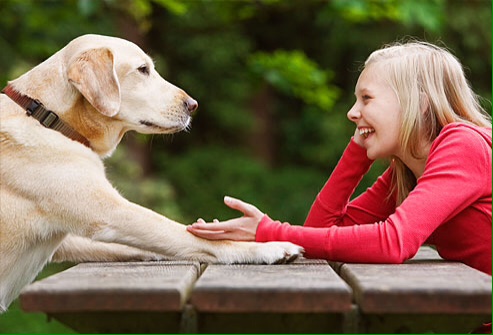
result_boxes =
[362,95,371,100]
[138,65,149,75]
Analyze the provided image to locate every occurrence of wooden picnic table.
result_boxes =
[20,246,491,333]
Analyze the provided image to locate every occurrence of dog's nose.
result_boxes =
[185,97,198,114]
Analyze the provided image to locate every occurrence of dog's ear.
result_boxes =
[67,48,121,117]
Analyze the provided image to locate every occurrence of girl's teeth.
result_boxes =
[359,128,375,138]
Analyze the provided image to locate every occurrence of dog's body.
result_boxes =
[0,34,302,312]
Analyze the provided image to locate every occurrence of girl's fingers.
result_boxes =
[195,218,219,227]
[190,218,241,231]
[190,222,226,231]
[187,220,255,241]
[224,196,261,217]
[187,226,229,240]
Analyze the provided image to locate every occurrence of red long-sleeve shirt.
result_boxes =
[256,123,492,275]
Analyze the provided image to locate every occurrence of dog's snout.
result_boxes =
[185,97,198,114]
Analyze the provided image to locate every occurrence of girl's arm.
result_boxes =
[304,138,396,229]
[256,125,490,262]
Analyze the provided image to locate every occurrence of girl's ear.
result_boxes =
[67,48,121,117]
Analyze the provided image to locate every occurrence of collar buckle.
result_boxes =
[26,99,42,116]
[39,110,59,128]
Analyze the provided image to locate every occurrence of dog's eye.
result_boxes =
[137,65,150,75]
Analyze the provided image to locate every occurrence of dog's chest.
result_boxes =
[0,233,65,311]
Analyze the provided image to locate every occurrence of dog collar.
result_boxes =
[2,85,91,148]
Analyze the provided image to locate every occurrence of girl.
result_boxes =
[187,41,492,278]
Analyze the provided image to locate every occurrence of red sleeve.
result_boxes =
[256,125,491,263]
[304,139,395,228]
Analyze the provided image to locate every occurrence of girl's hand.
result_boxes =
[352,127,365,147]
[186,196,263,241]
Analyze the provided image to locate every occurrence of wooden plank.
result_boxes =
[330,246,443,274]
[340,261,492,314]
[291,257,329,265]
[406,245,443,262]
[20,261,199,313]
[191,260,352,313]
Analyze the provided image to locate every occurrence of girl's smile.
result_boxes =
[347,64,403,161]
[359,127,375,139]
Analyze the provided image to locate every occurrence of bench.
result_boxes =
[20,247,491,333]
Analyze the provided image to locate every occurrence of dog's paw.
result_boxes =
[203,241,304,265]
[259,241,305,264]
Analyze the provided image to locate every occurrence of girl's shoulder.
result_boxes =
[427,122,491,178]
[433,122,492,150]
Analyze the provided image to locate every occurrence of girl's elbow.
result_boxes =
[385,246,418,264]
[386,253,408,264]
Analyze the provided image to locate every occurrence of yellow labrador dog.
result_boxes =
[0,34,303,313]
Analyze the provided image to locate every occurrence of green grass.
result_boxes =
[0,263,76,334]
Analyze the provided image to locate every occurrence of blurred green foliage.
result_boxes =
[248,50,340,110]
[332,0,446,32]
[0,0,491,332]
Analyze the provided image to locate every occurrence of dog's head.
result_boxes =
[65,34,197,135]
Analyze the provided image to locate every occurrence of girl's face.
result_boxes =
[347,64,403,161]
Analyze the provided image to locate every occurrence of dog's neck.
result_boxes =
[2,85,91,148]
[6,75,126,158]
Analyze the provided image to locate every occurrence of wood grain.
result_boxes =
[191,262,352,313]
[340,261,492,314]
[20,261,200,312]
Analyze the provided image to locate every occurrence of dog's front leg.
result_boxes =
[83,198,303,265]
[52,234,170,263]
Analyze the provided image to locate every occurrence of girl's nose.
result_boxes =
[347,104,361,122]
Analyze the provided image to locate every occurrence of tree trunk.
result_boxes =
[248,85,277,167]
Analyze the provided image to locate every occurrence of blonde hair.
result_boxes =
[364,41,491,204]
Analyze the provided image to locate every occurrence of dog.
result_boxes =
[0,34,303,313]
